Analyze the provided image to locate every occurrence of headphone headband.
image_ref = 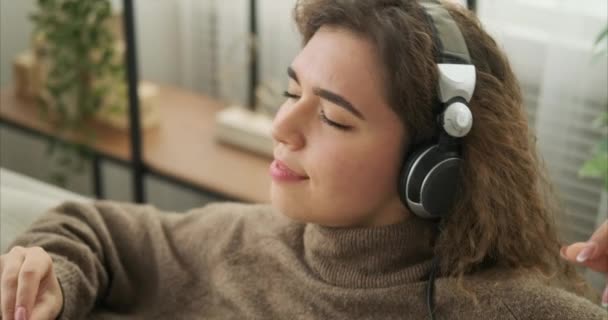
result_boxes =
[419,0,471,64]
[419,0,476,134]
[399,0,476,221]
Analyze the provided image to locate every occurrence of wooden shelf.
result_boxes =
[0,85,272,203]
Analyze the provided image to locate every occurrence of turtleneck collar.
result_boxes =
[303,216,438,288]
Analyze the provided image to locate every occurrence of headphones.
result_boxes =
[398,0,476,219]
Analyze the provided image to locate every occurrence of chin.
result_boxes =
[271,190,300,219]
[270,186,311,223]
[270,199,341,227]
[278,208,310,223]
[269,182,372,227]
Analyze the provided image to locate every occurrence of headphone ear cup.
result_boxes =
[399,144,461,218]
[420,158,461,217]
[398,144,435,207]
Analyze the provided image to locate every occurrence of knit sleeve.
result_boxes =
[5,200,204,319]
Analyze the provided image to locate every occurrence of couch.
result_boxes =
[0,167,88,253]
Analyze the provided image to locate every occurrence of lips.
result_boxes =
[270,159,308,182]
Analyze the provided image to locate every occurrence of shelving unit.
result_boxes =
[0,84,272,203]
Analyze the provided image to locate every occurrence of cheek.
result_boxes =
[313,140,402,201]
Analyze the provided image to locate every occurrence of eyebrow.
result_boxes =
[287,66,300,84]
[287,66,365,120]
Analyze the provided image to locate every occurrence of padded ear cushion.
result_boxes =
[399,144,461,218]
[398,144,436,205]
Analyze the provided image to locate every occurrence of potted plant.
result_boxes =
[26,0,124,186]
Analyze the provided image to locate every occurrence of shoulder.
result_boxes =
[86,200,301,244]
[499,279,606,320]
[469,269,606,320]
[180,202,303,244]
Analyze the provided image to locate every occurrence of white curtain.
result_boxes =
[122,0,299,109]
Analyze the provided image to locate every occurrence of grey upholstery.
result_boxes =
[0,168,88,252]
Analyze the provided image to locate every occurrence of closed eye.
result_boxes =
[319,110,352,131]
[283,91,300,100]
[282,91,352,131]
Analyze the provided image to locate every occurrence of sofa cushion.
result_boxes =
[0,168,88,252]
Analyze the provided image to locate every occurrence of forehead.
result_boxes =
[291,26,389,114]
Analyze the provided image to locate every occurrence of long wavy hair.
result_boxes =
[293,0,596,302]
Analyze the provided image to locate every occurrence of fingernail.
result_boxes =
[15,306,26,320]
[576,244,594,262]
[602,286,608,308]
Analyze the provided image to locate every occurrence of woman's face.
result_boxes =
[270,26,411,227]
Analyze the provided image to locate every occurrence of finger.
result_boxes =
[1,247,26,320]
[28,288,62,320]
[583,255,608,273]
[561,243,608,273]
[28,300,57,320]
[561,242,590,261]
[588,220,608,257]
[15,248,52,319]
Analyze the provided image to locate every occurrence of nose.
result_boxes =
[271,99,308,151]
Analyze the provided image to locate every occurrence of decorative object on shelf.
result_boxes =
[215,105,274,157]
[28,0,123,129]
[214,73,283,158]
[95,81,160,131]
[19,0,160,131]
[13,47,161,132]
[11,0,159,186]
[214,73,284,157]
[24,0,124,186]
[13,51,46,100]
[214,0,277,158]
[214,79,280,157]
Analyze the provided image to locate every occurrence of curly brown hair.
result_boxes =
[293,0,596,302]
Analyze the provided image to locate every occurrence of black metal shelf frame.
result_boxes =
[122,0,145,203]
[120,0,260,204]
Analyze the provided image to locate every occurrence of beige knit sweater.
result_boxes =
[6,201,607,319]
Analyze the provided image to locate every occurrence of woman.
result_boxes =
[0,1,606,319]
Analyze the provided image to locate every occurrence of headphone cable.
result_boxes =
[426,256,441,320]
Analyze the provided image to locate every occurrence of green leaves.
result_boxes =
[592,25,608,62]
[594,25,607,46]
[579,151,608,191]
[579,111,608,191]
[30,0,124,187]
[579,25,608,191]
[580,152,607,177]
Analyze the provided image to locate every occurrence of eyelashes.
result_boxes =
[318,110,351,130]
[282,91,300,100]
[282,91,352,131]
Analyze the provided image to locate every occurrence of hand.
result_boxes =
[0,246,63,320]
[560,220,608,307]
